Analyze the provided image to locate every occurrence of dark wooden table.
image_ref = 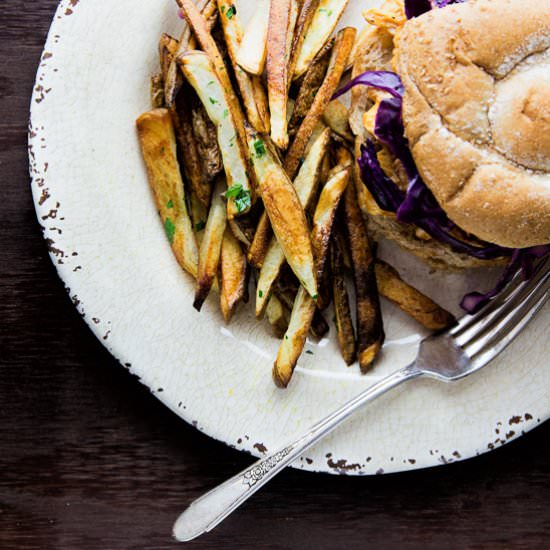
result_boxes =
[1,2,549,549]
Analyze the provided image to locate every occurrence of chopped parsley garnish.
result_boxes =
[166,199,174,209]
[207,80,215,86]
[223,108,229,118]
[195,220,206,231]
[305,350,314,355]
[209,96,218,105]
[319,8,333,16]
[254,138,266,158]
[229,134,237,147]
[226,183,251,213]
[164,218,176,244]
[258,290,263,298]
[226,4,237,19]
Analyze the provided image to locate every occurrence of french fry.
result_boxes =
[322,100,353,143]
[220,225,247,322]
[273,165,351,387]
[136,109,199,279]
[256,127,331,317]
[194,178,227,311]
[159,33,179,85]
[177,0,252,196]
[172,91,212,207]
[287,0,321,86]
[215,0,270,133]
[151,74,165,108]
[266,295,289,339]
[164,0,215,106]
[191,104,223,182]
[179,51,252,218]
[236,0,270,75]
[375,260,455,330]
[246,127,317,300]
[274,282,329,339]
[331,230,356,365]
[288,39,333,137]
[267,0,298,150]
[247,212,272,268]
[228,216,256,249]
[293,0,351,79]
[285,27,356,179]
[343,181,384,372]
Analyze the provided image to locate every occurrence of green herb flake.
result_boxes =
[195,220,206,231]
[305,350,314,355]
[221,5,226,13]
[223,108,229,118]
[254,139,266,158]
[319,8,333,16]
[166,199,174,209]
[164,218,176,244]
[207,80,215,86]
[226,183,251,213]
[226,5,236,19]
[209,96,218,105]
[258,290,263,298]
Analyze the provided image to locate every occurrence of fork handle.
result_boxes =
[173,363,422,541]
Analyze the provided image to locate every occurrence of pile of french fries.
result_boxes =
[137,0,454,388]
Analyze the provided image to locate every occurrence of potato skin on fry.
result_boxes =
[375,261,455,330]
[220,225,248,322]
[343,182,384,372]
[331,231,356,365]
[136,109,199,279]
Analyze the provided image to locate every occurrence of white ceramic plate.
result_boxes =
[29,0,549,475]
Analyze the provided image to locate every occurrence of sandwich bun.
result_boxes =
[393,0,550,250]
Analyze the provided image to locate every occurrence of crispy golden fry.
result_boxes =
[322,100,353,143]
[375,260,455,330]
[331,230,356,365]
[273,166,351,387]
[266,295,289,339]
[267,0,298,150]
[136,109,199,279]
[285,27,356,179]
[179,51,252,218]
[252,76,271,134]
[151,74,165,108]
[288,0,321,86]
[247,127,317,300]
[343,182,384,372]
[220,225,247,322]
[236,0,270,75]
[316,258,332,311]
[293,0,351,79]
[256,127,331,317]
[172,91,212,207]
[289,39,333,137]
[247,212,272,268]
[165,0,215,105]
[215,0,269,133]
[194,178,227,311]
[177,0,252,190]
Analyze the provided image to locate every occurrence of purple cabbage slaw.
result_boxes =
[404,0,466,19]
[334,71,550,313]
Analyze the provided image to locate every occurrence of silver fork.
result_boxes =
[174,258,550,542]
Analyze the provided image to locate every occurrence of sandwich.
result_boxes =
[336,0,550,311]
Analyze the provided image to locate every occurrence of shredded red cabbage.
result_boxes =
[336,70,550,313]
[405,0,467,19]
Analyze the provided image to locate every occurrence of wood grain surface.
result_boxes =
[1,2,549,549]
